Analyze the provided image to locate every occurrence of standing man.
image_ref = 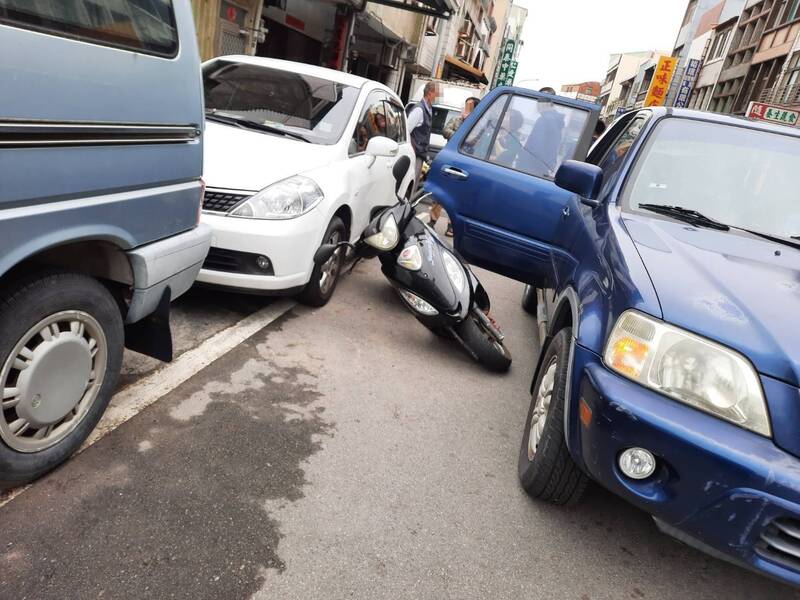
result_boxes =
[443,96,480,141]
[408,81,437,198]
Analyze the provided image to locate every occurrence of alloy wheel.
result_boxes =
[528,356,558,461]
[319,230,343,296]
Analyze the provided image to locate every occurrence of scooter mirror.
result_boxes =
[313,244,337,266]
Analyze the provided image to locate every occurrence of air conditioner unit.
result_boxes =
[400,45,415,62]
[382,44,401,69]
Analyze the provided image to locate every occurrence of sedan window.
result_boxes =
[203,61,359,145]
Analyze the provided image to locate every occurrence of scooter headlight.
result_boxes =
[365,214,399,250]
[441,251,465,294]
[397,244,422,271]
[398,289,438,315]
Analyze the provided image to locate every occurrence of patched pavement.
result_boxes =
[1,261,797,600]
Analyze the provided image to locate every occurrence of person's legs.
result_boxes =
[429,202,442,227]
[412,156,424,197]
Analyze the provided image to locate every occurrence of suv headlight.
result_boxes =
[230,175,323,219]
[604,310,770,436]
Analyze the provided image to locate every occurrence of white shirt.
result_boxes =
[407,100,432,133]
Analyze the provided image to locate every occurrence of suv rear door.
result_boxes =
[426,88,599,286]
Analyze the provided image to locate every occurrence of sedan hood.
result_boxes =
[203,120,337,191]
[623,214,800,387]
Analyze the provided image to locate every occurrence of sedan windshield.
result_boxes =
[203,60,360,145]
[623,118,800,240]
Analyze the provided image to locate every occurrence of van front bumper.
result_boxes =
[125,224,212,323]
[571,343,800,587]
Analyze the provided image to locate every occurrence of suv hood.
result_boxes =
[203,120,336,191]
[623,214,800,387]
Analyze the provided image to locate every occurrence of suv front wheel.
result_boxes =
[518,327,588,505]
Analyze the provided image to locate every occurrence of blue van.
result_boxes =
[427,88,800,586]
[0,1,210,486]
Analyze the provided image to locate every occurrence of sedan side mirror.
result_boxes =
[555,160,604,207]
[365,136,399,158]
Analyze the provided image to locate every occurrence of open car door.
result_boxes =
[425,87,599,286]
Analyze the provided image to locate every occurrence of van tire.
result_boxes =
[0,271,123,489]
[518,327,588,505]
[297,216,347,307]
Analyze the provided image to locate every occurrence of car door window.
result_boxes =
[487,95,590,179]
[383,100,407,143]
[593,114,650,196]
[0,0,178,57]
[460,94,508,159]
[349,91,388,156]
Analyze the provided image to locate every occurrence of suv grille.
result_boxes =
[202,189,250,213]
[756,518,800,572]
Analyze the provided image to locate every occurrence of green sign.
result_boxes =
[493,38,516,88]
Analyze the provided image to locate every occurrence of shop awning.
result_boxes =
[367,0,456,19]
[444,55,488,85]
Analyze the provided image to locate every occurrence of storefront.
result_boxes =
[191,0,265,61]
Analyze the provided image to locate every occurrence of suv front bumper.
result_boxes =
[570,343,800,587]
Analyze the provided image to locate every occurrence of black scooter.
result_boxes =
[314,155,511,372]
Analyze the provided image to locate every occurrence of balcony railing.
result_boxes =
[759,83,800,107]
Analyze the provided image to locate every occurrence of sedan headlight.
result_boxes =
[441,251,465,294]
[604,310,770,436]
[365,214,399,250]
[230,175,323,219]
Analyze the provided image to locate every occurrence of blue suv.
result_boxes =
[426,87,800,586]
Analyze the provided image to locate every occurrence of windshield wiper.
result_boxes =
[638,204,729,231]
[205,110,311,143]
[639,204,800,250]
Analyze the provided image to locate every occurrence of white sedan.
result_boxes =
[197,56,415,306]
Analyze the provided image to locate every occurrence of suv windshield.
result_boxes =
[623,118,800,240]
[203,60,360,145]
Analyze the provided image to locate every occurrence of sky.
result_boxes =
[510,0,689,91]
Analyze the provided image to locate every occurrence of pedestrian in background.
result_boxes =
[408,81,437,197]
[443,96,480,141]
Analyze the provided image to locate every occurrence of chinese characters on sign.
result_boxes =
[493,39,516,88]
[644,55,677,108]
[674,58,700,109]
[746,102,800,126]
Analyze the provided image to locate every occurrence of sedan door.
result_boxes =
[425,88,599,286]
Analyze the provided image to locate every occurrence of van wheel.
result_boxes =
[521,285,538,315]
[0,271,123,489]
[297,216,346,307]
[518,327,588,505]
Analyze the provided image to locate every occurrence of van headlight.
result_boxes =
[365,214,399,250]
[230,175,323,219]
[441,251,465,293]
[604,310,770,436]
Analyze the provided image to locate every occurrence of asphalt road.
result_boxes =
[0,257,797,599]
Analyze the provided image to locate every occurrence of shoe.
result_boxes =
[445,224,454,237]
[429,219,438,229]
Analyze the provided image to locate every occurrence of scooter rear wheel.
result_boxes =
[455,314,512,373]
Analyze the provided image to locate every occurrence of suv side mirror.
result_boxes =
[365,136,399,158]
[555,160,604,207]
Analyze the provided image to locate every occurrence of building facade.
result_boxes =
[598,51,660,120]
[560,81,601,101]
[190,0,514,100]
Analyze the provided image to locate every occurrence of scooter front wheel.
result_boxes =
[455,314,512,373]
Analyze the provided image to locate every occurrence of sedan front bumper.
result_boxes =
[570,343,800,587]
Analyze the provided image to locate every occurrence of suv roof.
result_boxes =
[638,106,800,138]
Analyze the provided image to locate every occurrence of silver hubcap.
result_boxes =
[319,230,343,295]
[528,357,557,461]
[1,311,107,452]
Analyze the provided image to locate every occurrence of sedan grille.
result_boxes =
[756,518,800,572]
[202,189,250,213]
